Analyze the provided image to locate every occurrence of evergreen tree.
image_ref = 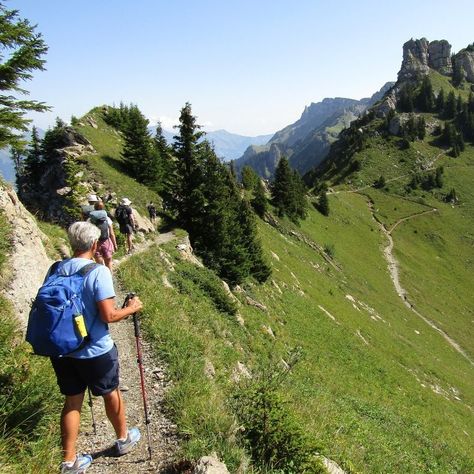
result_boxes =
[171,104,270,284]
[21,126,43,194]
[241,165,259,190]
[444,91,457,119]
[271,157,293,218]
[317,191,329,216]
[452,60,465,87]
[121,105,158,185]
[289,170,308,221]
[416,76,434,112]
[374,175,386,189]
[0,4,49,149]
[229,160,237,182]
[436,89,446,113]
[398,85,414,112]
[170,102,205,229]
[251,178,268,218]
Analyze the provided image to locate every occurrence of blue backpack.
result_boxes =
[26,261,99,357]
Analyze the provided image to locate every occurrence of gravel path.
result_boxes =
[76,232,181,472]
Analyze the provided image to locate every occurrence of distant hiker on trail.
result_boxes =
[115,197,136,254]
[147,201,157,224]
[81,194,99,220]
[89,201,117,272]
[41,222,143,473]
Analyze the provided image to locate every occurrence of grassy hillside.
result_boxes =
[9,103,472,472]
[65,109,473,472]
[73,108,161,215]
[117,187,474,472]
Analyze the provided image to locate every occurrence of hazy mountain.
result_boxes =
[152,127,273,161]
[234,82,394,177]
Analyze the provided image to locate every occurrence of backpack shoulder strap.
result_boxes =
[49,261,62,275]
[78,262,100,278]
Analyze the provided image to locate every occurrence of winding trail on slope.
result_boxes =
[365,200,474,367]
[76,231,181,473]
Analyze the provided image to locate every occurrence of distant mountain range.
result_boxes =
[154,127,273,161]
[234,82,394,178]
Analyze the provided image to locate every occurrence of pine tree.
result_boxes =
[271,157,294,218]
[435,166,444,188]
[171,102,205,228]
[436,89,446,113]
[317,191,329,216]
[444,91,457,119]
[417,116,426,140]
[416,76,434,112]
[21,126,43,194]
[241,165,259,190]
[251,178,268,218]
[398,85,414,112]
[0,4,49,149]
[121,105,158,185]
[452,60,465,87]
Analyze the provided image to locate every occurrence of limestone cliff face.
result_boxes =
[0,182,52,328]
[398,38,452,80]
[453,48,474,82]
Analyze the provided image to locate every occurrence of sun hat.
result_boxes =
[120,198,132,206]
[87,194,99,202]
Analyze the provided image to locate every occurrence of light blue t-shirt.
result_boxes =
[46,258,116,359]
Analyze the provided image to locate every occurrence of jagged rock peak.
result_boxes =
[398,38,452,80]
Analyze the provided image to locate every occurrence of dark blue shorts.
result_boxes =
[50,345,120,396]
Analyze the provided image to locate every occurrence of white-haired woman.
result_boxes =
[47,221,143,473]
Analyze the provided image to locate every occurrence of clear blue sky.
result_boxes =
[9,0,474,136]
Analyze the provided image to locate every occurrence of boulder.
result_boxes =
[176,236,204,267]
[193,454,229,474]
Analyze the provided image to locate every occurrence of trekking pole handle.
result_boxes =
[122,292,136,309]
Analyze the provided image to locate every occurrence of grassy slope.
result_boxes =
[119,194,474,473]
[0,201,62,472]
[83,111,474,472]
[73,108,160,216]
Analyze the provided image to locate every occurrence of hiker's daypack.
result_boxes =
[26,261,99,357]
[89,209,109,241]
[115,205,130,226]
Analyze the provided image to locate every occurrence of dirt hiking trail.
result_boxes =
[365,200,474,367]
[76,231,181,473]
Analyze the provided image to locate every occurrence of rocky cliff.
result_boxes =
[0,181,52,328]
[235,82,393,177]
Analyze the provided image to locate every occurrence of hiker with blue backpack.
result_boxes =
[26,221,143,473]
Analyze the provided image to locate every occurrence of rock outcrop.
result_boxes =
[193,454,230,474]
[398,38,452,81]
[0,182,52,328]
[453,48,474,83]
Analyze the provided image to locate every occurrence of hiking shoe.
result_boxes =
[60,454,92,473]
[115,427,141,456]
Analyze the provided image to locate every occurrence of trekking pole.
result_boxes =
[87,387,97,435]
[123,292,153,460]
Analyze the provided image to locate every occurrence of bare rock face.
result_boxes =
[0,183,52,329]
[453,49,474,82]
[193,454,230,474]
[398,38,453,81]
[398,38,430,80]
[176,236,204,267]
[428,40,452,75]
